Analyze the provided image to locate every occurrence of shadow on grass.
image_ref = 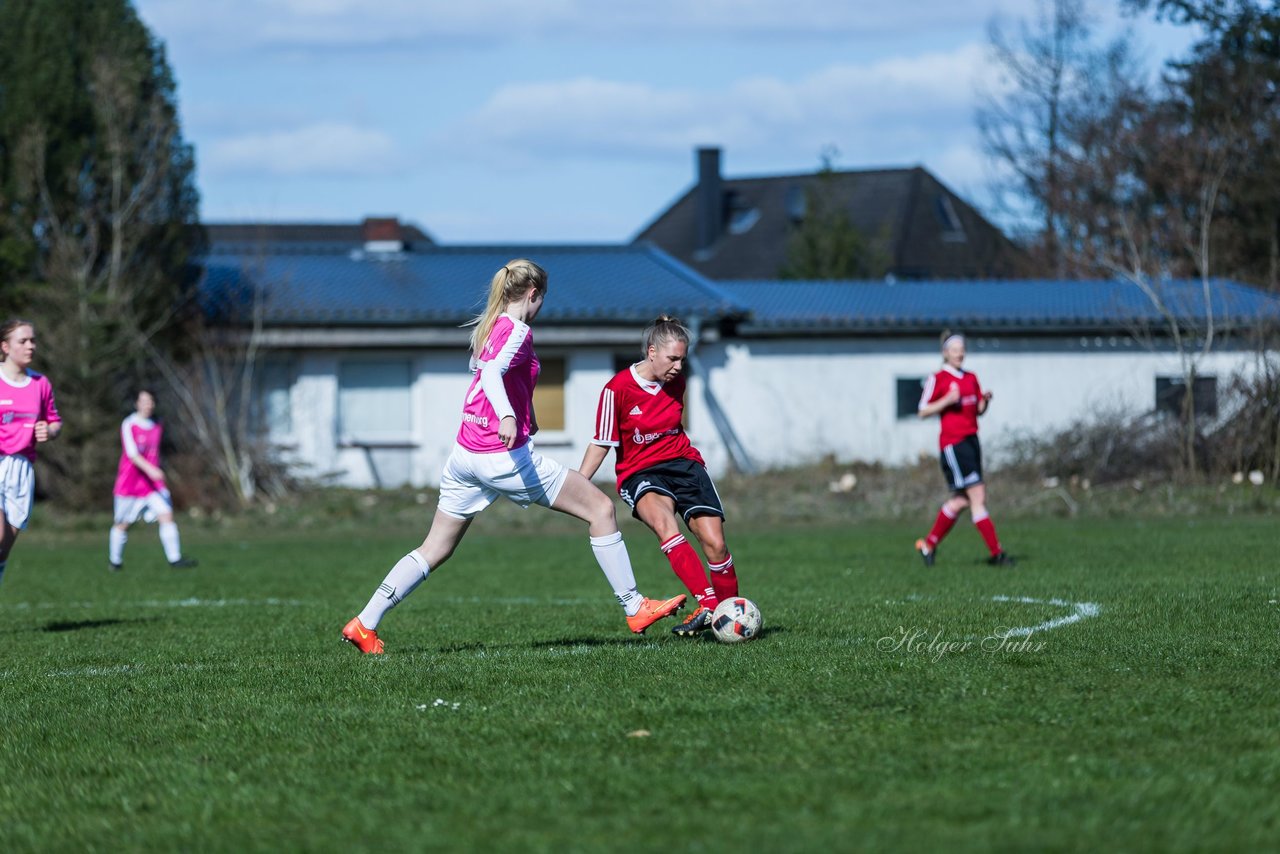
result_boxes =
[528,636,659,649]
[970,552,1028,567]
[694,623,788,642]
[41,617,156,633]
[416,625,788,654]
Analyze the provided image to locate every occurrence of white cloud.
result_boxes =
[436,43,990,168]
[204,122,399,178]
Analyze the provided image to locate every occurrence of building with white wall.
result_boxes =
[203,239,1280,487]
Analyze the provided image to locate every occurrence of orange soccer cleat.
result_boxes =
[625,594,687,634]
[341,617,385,654]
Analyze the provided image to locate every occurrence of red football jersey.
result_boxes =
[919,366,984,449]
[590,366,705,487]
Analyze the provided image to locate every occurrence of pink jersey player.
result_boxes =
[108,390,197,572]
[579,315,742,638]
[457,315,540,454]
[914,332,1011,567]
[0,370,60,461]
[0,319,62,588]
[341,260,686,655]
[114,413,164,497]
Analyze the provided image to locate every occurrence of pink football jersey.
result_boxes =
[0,370,61,461]
[113,414,164,497]
[457,315,540,453]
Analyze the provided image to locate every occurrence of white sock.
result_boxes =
[109,529,128,565]
[159,522,182,563]
[590,531,643,616]
[358,550,430,630]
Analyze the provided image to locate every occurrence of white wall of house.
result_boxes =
[694,334,1267,472]
[265,334,1269,488]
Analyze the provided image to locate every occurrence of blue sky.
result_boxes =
[134,1,1198,243]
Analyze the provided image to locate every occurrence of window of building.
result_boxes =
[1155,375,1217,417]
[339,359,412,443]
[533,356,566,432]
[257,358,294,437]
[728,206,761,235]
[897,377,926,419]
[935,195,967,243]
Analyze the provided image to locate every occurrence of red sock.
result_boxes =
[660,535,717,610]
[973,512,1002,556]
[708,554,738,601]
[925,506,959,549]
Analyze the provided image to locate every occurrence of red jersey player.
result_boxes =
[579,315,742,636]
[914,332,1012,566]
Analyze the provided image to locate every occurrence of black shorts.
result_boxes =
[618,458,725,522]
[940,434,983,492]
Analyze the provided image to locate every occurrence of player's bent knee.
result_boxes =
[588,491,617,526]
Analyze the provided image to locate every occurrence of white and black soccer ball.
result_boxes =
[711,597,762,643]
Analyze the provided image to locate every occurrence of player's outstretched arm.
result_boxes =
[578,443,610,480]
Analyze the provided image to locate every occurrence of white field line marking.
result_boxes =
[991,595,1101,637]
[0,662,211,681]
[1,595,597,612]
[1,597,308,610]
[435,596,597,606]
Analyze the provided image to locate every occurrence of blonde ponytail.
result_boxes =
[466,259,547,358]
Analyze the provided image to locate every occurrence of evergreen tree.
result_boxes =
[780,151,890,280]
[0,0,203,505]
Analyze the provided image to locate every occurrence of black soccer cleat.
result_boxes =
[671,606,713,637]
[987,552,1015,567]
[914,538,936,567]
[108,561,124,573]
[169,557,199,569]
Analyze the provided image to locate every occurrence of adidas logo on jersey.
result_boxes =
[629,406,642,415]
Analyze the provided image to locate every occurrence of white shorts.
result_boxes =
[437,442,568,520]
[0,454,35,530]
[113,491,173,525]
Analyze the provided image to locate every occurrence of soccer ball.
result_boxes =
[711,597,762,643]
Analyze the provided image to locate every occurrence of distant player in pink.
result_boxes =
[579,315,743,637]
[342,259,686,654]
[0,319,62,589]
[108,390,197,571]
[914,332,1012,567]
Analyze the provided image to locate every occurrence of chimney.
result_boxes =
[694,147,723,254]
[361,216,405,253]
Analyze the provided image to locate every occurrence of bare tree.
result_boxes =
[977,0,1137,276]
[12,52,202,504]
[1058,75,1242,474]
[138,263,301,509]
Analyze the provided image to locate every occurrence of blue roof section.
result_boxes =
[201,243,747,326]
[717,278,1280,333]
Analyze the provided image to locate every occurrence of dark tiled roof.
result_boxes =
[201,243,745,326]
[635,166,1023,280]
[718,278,1280,333]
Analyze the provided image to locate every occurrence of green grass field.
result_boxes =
[1,511,1277,851]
